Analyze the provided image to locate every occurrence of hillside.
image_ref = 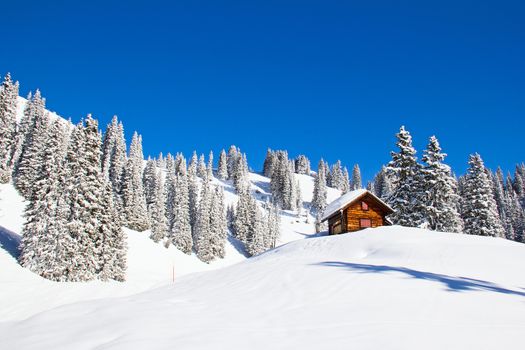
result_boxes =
[1,224,524,349]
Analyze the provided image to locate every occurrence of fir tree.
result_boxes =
[121,132,150,231]
[194,175,213,262]
[0,73,19,182]
[386,126,424,227]
[197,153,207,178]
[420,136,463,232]
[341,167,350,193]
[13,91,48,198]
[149,168,169,243]
[311,159,327,215]
[19,119,71,280]
[351,164,362,190]
[460,154,505,237]
[169,170,193,253]
[217,149,228,180]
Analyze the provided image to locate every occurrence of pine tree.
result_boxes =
[197,153,207,178]
[329,161,345,190]
[311,159,327,215]
[194,175,213,262]
[351,164,362,190]
[420,136,463,232]
[460,154,505,237]
[13,90,48,198]
[121,132,149,231]
[0,73,19,182]
[207,150,214,180]
[217,149,228,180]
[209,186,227,259]
[227,145,239,180]
[294,155,311,175]
[341,167,350,193]
[168,170,193,253]
[233,190,252,244]
[97,181,127,282]
[188,158,199,236]
[386,126,424,227]
[149,168,169,243]
[262,148,275,177]
[142,158,157,214]
[19,119,72,281]
[246,201,267,256]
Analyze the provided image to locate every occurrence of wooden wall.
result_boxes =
[344,195,385,232]
[327,194,389,234]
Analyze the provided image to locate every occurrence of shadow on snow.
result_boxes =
[316,261,525,298]
[0,225,21,259]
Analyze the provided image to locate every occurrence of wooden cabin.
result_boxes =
[321,189,394,235]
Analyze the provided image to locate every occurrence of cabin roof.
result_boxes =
[321,189,394,222]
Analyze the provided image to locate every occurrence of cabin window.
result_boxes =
[332,220,342,234]
[359,218,372,228]
[361,201,369,211]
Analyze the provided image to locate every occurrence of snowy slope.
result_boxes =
[0,169,337,321]
[1,227,524,349]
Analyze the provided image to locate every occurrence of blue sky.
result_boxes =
[2,0,524,181]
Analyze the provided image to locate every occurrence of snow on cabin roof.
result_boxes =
[321,189,393,222]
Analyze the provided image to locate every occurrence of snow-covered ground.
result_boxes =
[1,221,525,349]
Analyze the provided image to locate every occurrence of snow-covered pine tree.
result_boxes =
[233,190,252,244]
[209,186,227,259]
[351,164,362,190]
[265,200,281,248]
[207,151,214,180]
[232,152,250,194]
[311,159,327,215]
[96,181,127,282]
[121,132,150,232]
[19,118,72,281]
[420,136,463,232]
[295,155,311,175]
[101,115,118,180]
[156,152,165,169]
[295,179,303,216]
[149,168,169,243]
[13,90,48,198]
[217,149,228,180]
[372,166,394,200]
[142,158,157,215]
[0,73,19,183]
[341,167,350,193]
[246,199,267,256]
[262,148,276,177]
[197,153,207,178]
[329,160,345,191]
[460,153,505,237]
[386,126,424,227]
[168,168,193,253]
[194,174,214,262]
[188,156,199,235]
[227,145,240,180]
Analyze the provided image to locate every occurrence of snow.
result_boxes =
[1,223,525,349]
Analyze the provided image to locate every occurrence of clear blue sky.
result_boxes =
[2,0,524,181]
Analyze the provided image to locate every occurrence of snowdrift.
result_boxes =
[1,226,525,349]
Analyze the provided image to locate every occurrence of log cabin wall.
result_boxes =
[344,195,385,232]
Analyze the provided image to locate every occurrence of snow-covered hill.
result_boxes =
[1,224,525,349]
[2,96,524,349]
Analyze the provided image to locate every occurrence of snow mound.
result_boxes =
[1,226,524,349]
